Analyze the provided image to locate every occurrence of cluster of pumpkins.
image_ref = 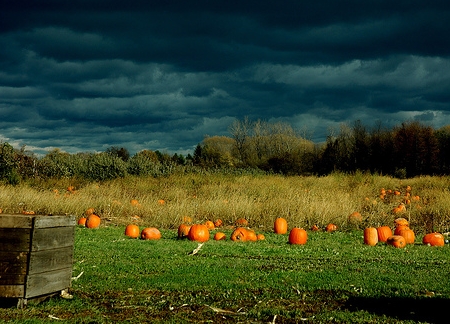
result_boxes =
[363,217,446,248]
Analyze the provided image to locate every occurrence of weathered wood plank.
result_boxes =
[0,251,28,274]
[0,228,31,251]
[28,246,74,274]
[0,215,33,228]
[31,226,75,251]
[0,274,26,285]
[0,285,24,298]
[34,215,76,229]
[25,267,72,298]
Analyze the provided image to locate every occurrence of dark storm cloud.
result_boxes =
[1,0,450,155]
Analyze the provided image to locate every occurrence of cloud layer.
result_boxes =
[1,1,450,155]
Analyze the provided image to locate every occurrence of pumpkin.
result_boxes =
[235,218,249,227]
[182,216,193,224]
[214,232,226,241]
[397,227,415,244]
[230,227,256,242]
[422,232,445,246]
[386,235,406,248]
[376,226,392,242]
[157,199,165,205]
[348,212,362,224]
[394,217,409,227]
[392,204,406,214]
[130,199,140,206]
[214,219,223,227]
[125,224,140,238]
[177,224,191,239]
[188,224,210,242]
[288,228,307,245]
[77,217,87,226]
[394,224,410,235]
[204,220,215,230]
[256,233,265,240]
[85,214,101,229]
[326,223,337,232]
[363,227,378,246]
[141,227,161,240]
[85,207,95,216]
[311,224,320,231]
[274,217,288,234]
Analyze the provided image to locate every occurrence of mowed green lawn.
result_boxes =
[2,225,449,323]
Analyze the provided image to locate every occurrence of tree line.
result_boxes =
[1,119,450,184]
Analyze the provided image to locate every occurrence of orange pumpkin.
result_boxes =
[213,232,226,241]
[204,220,215,230]
[326,223,337,232]
[386,235,406,248]
[394,217,409,227]
[311,224,320,231]
[394,224,410,235]
[188,224,210,242]
[214,219,223,228]
[245,229,258,242]
[256,233,265,240]
[125,224,140,238]
[141,227,161,240]
[397,228,415,244]
[230,227,257,242]
[85,207,95,216]
[422,232,445,246]
[363,227,378,246]
[85,214,101,229]
[77,217,87,226]
[274,217,288,234]
[376,226,392,242]
[288,228,307,245]
[348,212,362,224]
[177,224,191,239]
[130,199,140,206]
[235,218,249,227]
[157,199,165,205]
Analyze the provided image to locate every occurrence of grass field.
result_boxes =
[0,173,450,323]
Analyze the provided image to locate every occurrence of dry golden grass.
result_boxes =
[1,172,449,234]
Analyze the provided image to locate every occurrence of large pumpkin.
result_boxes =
[188,224,210,242]
[363,227,378,246]
[422,232,445,246]
[398,227,415,244]
[125,224,140,238]
[288,228,307,245]
[274,217,288,234]
[141,227,161,240]
[376,226,393,242]
[177,224,191,239]
[85,214,101,229]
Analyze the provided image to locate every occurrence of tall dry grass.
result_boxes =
[1,172,449,234]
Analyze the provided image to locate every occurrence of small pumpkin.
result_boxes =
[213,232,226,241]
[394,217,409,227]
[77,217,87,226]
[130,199,140,206]
[311,224,320,231]
[141,227,162,240]
[235,218,249,227]
[85,214,101,229]
[256,233,265,240]
[348,212,362,224]
[376,226,393,242]
[274,217,288,234]
[177,224,191,239]
[363,227,378,246]
[125,224,140,238]
[204,220,215,230]
[397,227,415,244]
[326,223,337,232]
[85,207,95,216]
[386,235,406,248]
[214,219,223,228]
[188,224,210,242]
[288,228,307,245]
[422,232,445,247]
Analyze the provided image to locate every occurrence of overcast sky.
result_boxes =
[1,1,450,156]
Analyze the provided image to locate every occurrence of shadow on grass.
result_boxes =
[345,296,448,323]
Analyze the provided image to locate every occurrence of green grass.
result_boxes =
[1,226,449,323]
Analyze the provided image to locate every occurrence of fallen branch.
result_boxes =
[188,243,204,255]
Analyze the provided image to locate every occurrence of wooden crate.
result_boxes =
[0,214,76,308]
